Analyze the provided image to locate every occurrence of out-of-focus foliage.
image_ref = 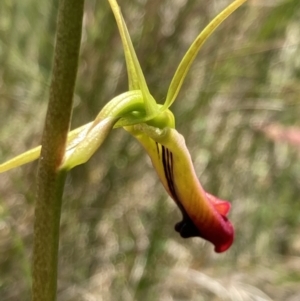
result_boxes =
[0,0,300,300]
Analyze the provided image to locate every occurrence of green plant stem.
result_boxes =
[32,0,84,300]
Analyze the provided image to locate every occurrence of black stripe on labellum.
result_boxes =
[158,144,202,239]
[155,142,160,159]
[162,146,176,199]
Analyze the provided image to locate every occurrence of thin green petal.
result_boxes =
[108,0,138,90]
[0,123,91,173]
[0,146,41,173]
[108,0,158,117]
[163,0,247,110]
[0,91,143,172]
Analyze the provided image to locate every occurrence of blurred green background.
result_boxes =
[1,0,300,300]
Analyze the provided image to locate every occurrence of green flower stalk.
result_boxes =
[0,0,247,252]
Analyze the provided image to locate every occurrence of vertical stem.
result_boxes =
[32,0,84,301]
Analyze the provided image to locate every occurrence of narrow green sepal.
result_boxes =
[163,0,247,110]
[0,123,92,173]
[108,0,159,117]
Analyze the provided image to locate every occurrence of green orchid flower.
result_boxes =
[0,0,247,252]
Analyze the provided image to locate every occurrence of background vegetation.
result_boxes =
[0,0,300,300]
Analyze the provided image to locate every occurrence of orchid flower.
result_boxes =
[0,0,246,252]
